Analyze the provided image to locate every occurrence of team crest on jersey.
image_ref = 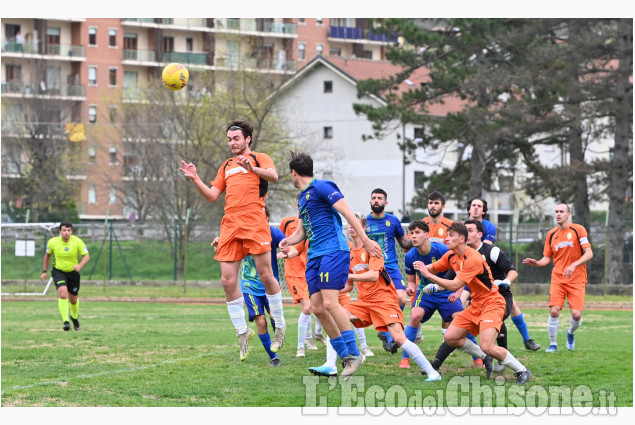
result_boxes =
[386,220,391,227]
[361,253,366,262]
[306,193,310,200]
[438,228,444,236]
[567,232,572,240]
[65,247,69,251]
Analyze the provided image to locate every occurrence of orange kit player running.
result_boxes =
[523,203,593,352]
[310,213,440,380]
[179,119,286,360]
[418,222,531,385]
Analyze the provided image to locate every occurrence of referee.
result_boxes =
[41,222,90,331]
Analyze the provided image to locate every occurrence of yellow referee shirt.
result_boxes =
[46,235,89,273]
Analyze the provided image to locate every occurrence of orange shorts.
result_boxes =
[338,292,352,306]
[549,280,586,311]
[343,299,404,333]
[214,210,272,262]
[286,275,309,303]
[451,300,505,337]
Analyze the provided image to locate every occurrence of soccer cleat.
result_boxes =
[378,332,391,352]
[389,341,399,354]
[473,358,484,368]
[425,373,442,381]
[483,355,494,378]
[296,347,305,358]
[414,334,424,344]
[63,321,71,331]
[270,357,281,367]
[360,346,374,357]
[514,369,532,385]
[71,317,81,331]
[493,362,506,373]
[524,339,541,351]
[398,358,411,369]
[566,332,575,350]
[341,354,365,381]
[305,338,319,351]
[545,344,558,353]
[238,328,255,361]
[309,365,337,377]
[270,326,286,352]
[313,333,327,347]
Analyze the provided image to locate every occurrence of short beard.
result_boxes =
[371,204,385,214]
[428,209,441,218]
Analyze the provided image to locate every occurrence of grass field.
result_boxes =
[1,294,632,410]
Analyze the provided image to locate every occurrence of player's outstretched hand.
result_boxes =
[363,238,382,258]
[522,258,538,266]
[422,283,440,295]
[179,160,198,179]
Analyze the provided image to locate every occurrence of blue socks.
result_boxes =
[258,332,277,360]
[402,325,419,359]
[383,331,394,345]
[330,335,350,359]
[512,313,531,342]
[341,330,361,356]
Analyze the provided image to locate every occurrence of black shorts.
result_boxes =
[51,268,81,296]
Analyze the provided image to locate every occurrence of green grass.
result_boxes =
[1,298,632,408]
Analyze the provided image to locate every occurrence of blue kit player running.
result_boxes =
[401,220,480,370]
[366,188,413,352]
[280,152,382,380]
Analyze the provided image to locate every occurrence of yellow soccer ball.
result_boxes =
[162,63,189,90]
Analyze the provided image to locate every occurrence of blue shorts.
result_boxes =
[385,266,405,291]
[306,250,350,297]
[243,293,270,322]
[412,290,464,323]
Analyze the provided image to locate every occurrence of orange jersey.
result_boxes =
[279,215,308,278]
[432,247,504,313]
[424,216,454,245]
[349,241,399,305]
[211,152,275,214]
[543,223,591,284]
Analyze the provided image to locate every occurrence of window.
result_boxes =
[316,43,323,55]
[109,28,117,47]
[89,105,97,123]
[89,27,97,45]
[6,64,21,81]
[329,47,341,56]
[109,186,117,204]
[109,145,117,164]
[298,42,305,61]
[186,37,193,52]
[414,171,425,189]
[413,127,424,141]
[88,66,97,85]
[109,67,117,86]
[324,81,333,93]
[361,50,372,59]
[163,37,174,52]
[88,145,96,163]
[46,27,60,54]
[109,105,117,123]
[316,18,324,25]
[298,18,305,24]
[323,126,333,139]
[88,185,96,204]
[123,33,137,58]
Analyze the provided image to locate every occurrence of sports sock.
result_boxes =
[547,315,559,346]
[258,332,277,360]
[325,337,337,368]
[58,298,70,322]
[500,350,527,373]
[402,325,419,359]
[314,315,324,336]
[305,314,313,339]
[400,304,405,311]
[341,329,361,356]
[497,322,508,349]
[459,337,486,359]
[329,335,349,360]
[297,312,311,349]
[69,300,79,320]
[416,323,423,340]
[568,316,582,334]
[432,342,456,369]
[353,326,367,348]
[226,297,248,335]
[511,313,531,342]
[266,292,286,328]
[401,340,439,377]
[383,331,393,345]
[466,333,479,361]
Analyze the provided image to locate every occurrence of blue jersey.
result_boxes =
[240,225,285,296]
[297,178,349,260]
[366,213,405,272]
[404,242,451,299]
[482,219,496,243]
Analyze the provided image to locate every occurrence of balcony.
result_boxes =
[329,26,398,43]
[163,51,208,65]
[2,81,85,98]
[214,56,296,72]
[123,49,157,63]
[1,41,85,59]
[215,19,296,36]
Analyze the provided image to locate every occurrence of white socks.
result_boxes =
[227,297,247,334]
[314,315,324,336]
[305,314,314,339]
[402,340,439,378]
[298,312,311,348]
[568,316,582,335]
[266,292,286,328]
[500,351,527,373]
[548,316,559,346]
[325,336,337,369]
[459,337,486,358]
[354,326,367,348]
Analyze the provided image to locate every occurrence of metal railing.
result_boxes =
[1,81,85,97]
[2,41,85,57]
[123,49,156,62]
[163,51,208,65]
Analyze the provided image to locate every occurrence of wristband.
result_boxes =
[42,270,47,273]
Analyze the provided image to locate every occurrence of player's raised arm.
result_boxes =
[279,219,307,253]
[179,160,222,203]
[235,155,278,182]
[333,199,382,258]
[522,256,552,267]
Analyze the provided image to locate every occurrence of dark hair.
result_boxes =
[467,196,488,214]
[408,220,429,233]
[427,191,446,205]
[289,151,313,177]
[371,188,387,199]
[59,221,73,231]
[463,218,484,234]
[226,119,254,142]
[264,205,270,219]
[447,221,468,242]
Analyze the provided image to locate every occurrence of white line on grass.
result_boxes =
[5,351,213,392]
